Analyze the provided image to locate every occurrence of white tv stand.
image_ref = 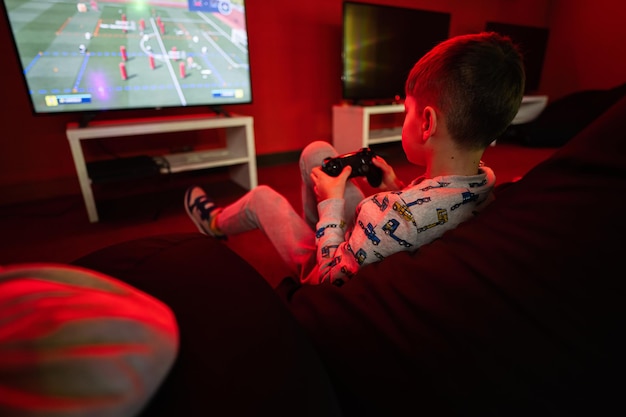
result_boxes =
[332,104,404,154]
[67,114,257,223]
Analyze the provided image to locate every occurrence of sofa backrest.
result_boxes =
[280,94,626,416]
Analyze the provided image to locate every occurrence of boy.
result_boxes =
[185,32,525,286]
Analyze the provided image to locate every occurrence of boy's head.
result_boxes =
[405,32,525,150]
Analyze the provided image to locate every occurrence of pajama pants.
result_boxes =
[215,141,366,284]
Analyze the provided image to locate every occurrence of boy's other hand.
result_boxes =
[372,156,405,190]
[311,165,352,201]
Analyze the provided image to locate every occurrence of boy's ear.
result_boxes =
[422,106,437,141]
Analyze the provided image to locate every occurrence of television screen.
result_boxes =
[0,0,252,115]
[342,1,450,104]
[485,21,549,94]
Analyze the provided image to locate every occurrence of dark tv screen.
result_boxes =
[1,0,252,115]
[342,1,450,104]
[485,21,549,94]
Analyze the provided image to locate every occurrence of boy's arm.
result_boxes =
[316,192,414,286]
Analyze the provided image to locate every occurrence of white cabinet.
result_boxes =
[67,114,256,223]
[332,104,404,154]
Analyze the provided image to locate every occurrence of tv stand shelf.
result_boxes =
[332,104,404,154]
[67,114,257,223]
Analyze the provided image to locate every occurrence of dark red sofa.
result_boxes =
[67,94,626,416]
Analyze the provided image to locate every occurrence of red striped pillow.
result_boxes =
[0,263,178,417]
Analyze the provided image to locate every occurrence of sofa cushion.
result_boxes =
[72,234,342,417]
[277,94,626,415]
[0,263,178,417]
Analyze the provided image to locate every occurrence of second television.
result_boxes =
[341,1,451,104]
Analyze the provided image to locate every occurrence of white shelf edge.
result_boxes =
[362,104,405,114]
[66,114,253,140]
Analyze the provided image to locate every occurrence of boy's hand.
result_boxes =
[311,165,352,201]
[372,156,405,190]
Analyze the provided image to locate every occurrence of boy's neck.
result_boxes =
[426,148,485,178]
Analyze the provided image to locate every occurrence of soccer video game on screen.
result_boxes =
[3,0,252,114]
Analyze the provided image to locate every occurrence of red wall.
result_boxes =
[541,0,626,100]
[1,0,624,205]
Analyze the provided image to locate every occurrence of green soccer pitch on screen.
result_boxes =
[1,0,252,116]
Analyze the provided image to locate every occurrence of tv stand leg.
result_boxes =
[67,136,99,222]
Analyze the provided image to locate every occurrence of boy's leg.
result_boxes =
[215,185,317,280]
[299,141,366,230]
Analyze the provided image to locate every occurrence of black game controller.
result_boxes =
[321,147,383,187]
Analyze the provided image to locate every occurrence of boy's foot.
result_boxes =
[184,186,225,239]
